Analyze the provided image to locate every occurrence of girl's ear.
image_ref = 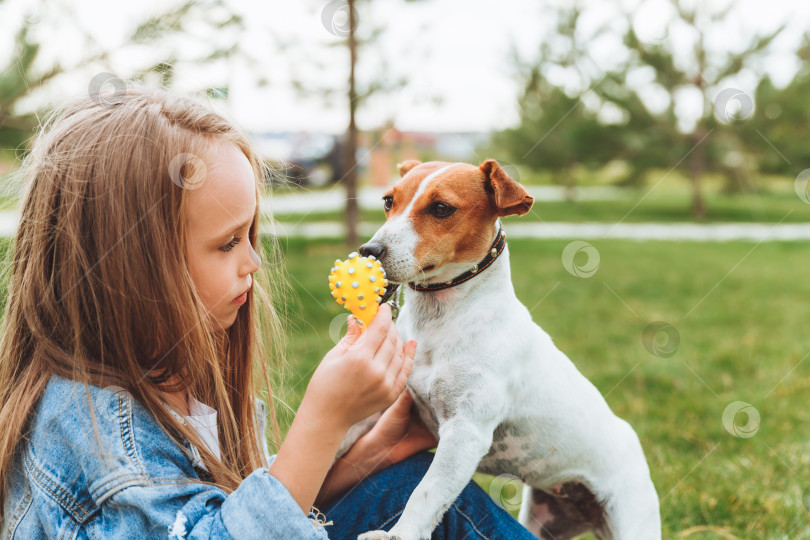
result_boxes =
[480,159,534,217]
[397,160,421,177]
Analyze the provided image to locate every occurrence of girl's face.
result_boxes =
[184,142,262,330]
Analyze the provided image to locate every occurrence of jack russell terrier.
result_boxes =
[337,160,661,540]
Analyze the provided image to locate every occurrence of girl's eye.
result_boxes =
[430,202,456,218]
[382,196,393,212]
[221,237,241,252]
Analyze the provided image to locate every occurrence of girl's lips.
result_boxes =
[232,291,248,305]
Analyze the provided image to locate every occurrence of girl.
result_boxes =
[0,84,538,539]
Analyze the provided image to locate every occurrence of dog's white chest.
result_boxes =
[405,346,473,436]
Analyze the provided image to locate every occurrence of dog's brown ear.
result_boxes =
[397,160,421,177]
[480,159,534,217]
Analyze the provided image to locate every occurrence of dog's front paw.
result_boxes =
[357,531,401,540]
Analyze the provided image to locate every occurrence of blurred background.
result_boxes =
[2,0,809,537]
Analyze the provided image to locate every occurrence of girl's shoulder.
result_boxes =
[4,375,209,538]
[5,377,321,540]
[22,375,199,498]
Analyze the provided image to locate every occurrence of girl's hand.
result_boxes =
[314,388,438,507]
[303,303,416,431]
[357,387,437,469]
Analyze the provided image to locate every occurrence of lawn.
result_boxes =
[269,235,810,540]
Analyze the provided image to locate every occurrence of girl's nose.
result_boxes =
[249,243,262,269]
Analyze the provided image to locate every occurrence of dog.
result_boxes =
[336,160,661,539]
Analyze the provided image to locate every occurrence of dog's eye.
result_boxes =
[430,202,456,218]
[382,196,393,212]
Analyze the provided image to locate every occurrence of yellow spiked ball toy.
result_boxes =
[328,252,388,329]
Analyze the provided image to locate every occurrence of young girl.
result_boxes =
[0,85,538,539]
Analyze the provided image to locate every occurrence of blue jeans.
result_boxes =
[321,451,537,540]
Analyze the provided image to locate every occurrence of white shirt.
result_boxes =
[183,396,221,460]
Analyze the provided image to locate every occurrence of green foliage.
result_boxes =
[495,68,622,179]
[590,70,688,186]
[492,0,800,216]
[0,24,62,155]
[0,0,245,162]
[741,37,810,176]
[490,7,621,191]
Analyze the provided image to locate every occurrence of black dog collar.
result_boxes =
[408,222,506,292]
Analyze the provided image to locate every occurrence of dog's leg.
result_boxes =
[599,479,661,540]
[518,484,543,538]
[518,486,602,539]
[359,416,495,540]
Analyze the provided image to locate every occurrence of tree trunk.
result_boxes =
[689,129,706,218]
[564,163,576,202]
[344,0,359,247]
[691,29,707,219]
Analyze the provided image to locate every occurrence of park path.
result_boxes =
[260,185,810,241]
[265,220,810,242]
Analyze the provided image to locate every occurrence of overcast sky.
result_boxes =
[2,0,808,134]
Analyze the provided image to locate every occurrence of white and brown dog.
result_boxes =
[339,160,660,540]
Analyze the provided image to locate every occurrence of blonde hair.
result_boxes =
[0,84,292,506]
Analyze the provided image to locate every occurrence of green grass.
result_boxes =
[272,189,810,225]
[270,236,810,539]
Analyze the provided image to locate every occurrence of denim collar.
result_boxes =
[163,402,212,478]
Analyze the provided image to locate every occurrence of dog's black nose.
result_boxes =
[359,242,387,260]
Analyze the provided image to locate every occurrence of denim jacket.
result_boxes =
[2,374,332,539]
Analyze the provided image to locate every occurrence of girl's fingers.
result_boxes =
[372,316,399,363]
[388,332,403,369]
[359,303,391,353]
[403,339,417,359]
[391,340,416,392]
[338,315,362,350]
[373,325,398,369]
[385,347,406,389]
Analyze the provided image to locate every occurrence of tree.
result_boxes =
[344,0,361,247]
[285,0,426,246]
[1,0,247,166]
[604,0,785,216]
[500,0,788,217]
[491,5,625,201]
[739,35,810,177]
